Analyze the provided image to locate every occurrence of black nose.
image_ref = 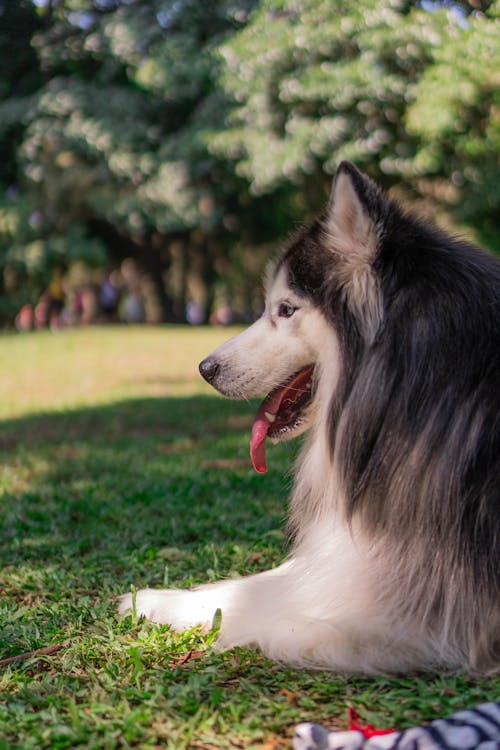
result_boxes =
[199,357,220,384]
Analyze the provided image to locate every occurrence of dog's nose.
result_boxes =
[199,357,220,384]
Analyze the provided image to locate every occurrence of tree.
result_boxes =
[406,0,500,249]
[0,0,260,322]
[208,0,500,242]
[0,0,498,325]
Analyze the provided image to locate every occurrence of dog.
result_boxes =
[119,162,499,675]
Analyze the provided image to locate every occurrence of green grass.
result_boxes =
[0,326,497,749]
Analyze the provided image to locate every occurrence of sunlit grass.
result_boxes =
[0,325,236,419]
[0,326,498,750]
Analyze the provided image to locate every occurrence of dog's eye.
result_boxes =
[278,302,297,318]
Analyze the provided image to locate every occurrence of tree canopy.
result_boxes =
[0,0,498,323]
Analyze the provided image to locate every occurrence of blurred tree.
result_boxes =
[209,0,439,195]
[0,0,261,322]
[0,0,498,324]
[0,0,43,315]
[209,0,500,243]
[0,0,42,186]
[406,0,500,248]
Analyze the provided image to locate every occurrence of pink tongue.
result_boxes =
[250,366,314,474]
[250,417,269,473]
[250,390,283,474]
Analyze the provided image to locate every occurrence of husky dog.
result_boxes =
[120,162,499,675]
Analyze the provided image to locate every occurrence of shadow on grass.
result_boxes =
[0,393,252,447]
[0,394,292,593]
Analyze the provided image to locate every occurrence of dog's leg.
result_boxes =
[118,523,444,671]
[118,552,379,668]
[118,524,381,667]
[118,560,294,636]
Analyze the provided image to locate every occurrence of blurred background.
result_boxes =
[0,0,498,330]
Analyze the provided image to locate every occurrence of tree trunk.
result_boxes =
[143,234,177,323]
[199,237,217,324]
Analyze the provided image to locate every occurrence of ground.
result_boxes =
[0,326,498,750]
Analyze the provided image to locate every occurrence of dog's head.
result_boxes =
[199,161,391,472]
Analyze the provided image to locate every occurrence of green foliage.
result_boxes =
[209,0,499,218]
[19,0,256,234]
[0,0,498,322]
[209,0,440,193]
[406,1,500,247]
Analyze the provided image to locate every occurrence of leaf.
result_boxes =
[279,688,301,706]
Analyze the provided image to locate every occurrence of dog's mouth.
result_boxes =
[250,365,315,474]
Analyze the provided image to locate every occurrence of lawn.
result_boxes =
[0,326,497,750]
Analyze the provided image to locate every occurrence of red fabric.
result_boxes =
[348,707,396,738]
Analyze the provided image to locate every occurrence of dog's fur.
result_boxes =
[120,162,500,675]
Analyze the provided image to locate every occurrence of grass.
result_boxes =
[0,326,497,750]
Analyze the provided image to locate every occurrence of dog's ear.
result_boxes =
[324,162,383,341]
[326,162,381,251]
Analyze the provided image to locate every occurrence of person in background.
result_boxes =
[47,267,66,329]
[120,259,145,324]
[34,292,49,329]
[99,271,121,322]
[15,304,34,332]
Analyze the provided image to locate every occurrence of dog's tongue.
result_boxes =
[250,389,284,474]
[250,366,313,473]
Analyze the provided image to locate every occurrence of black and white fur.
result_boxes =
[120,162,500,675]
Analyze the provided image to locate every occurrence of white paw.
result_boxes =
[118,587,217,631]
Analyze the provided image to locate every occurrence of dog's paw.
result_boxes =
[117,587,216,631]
